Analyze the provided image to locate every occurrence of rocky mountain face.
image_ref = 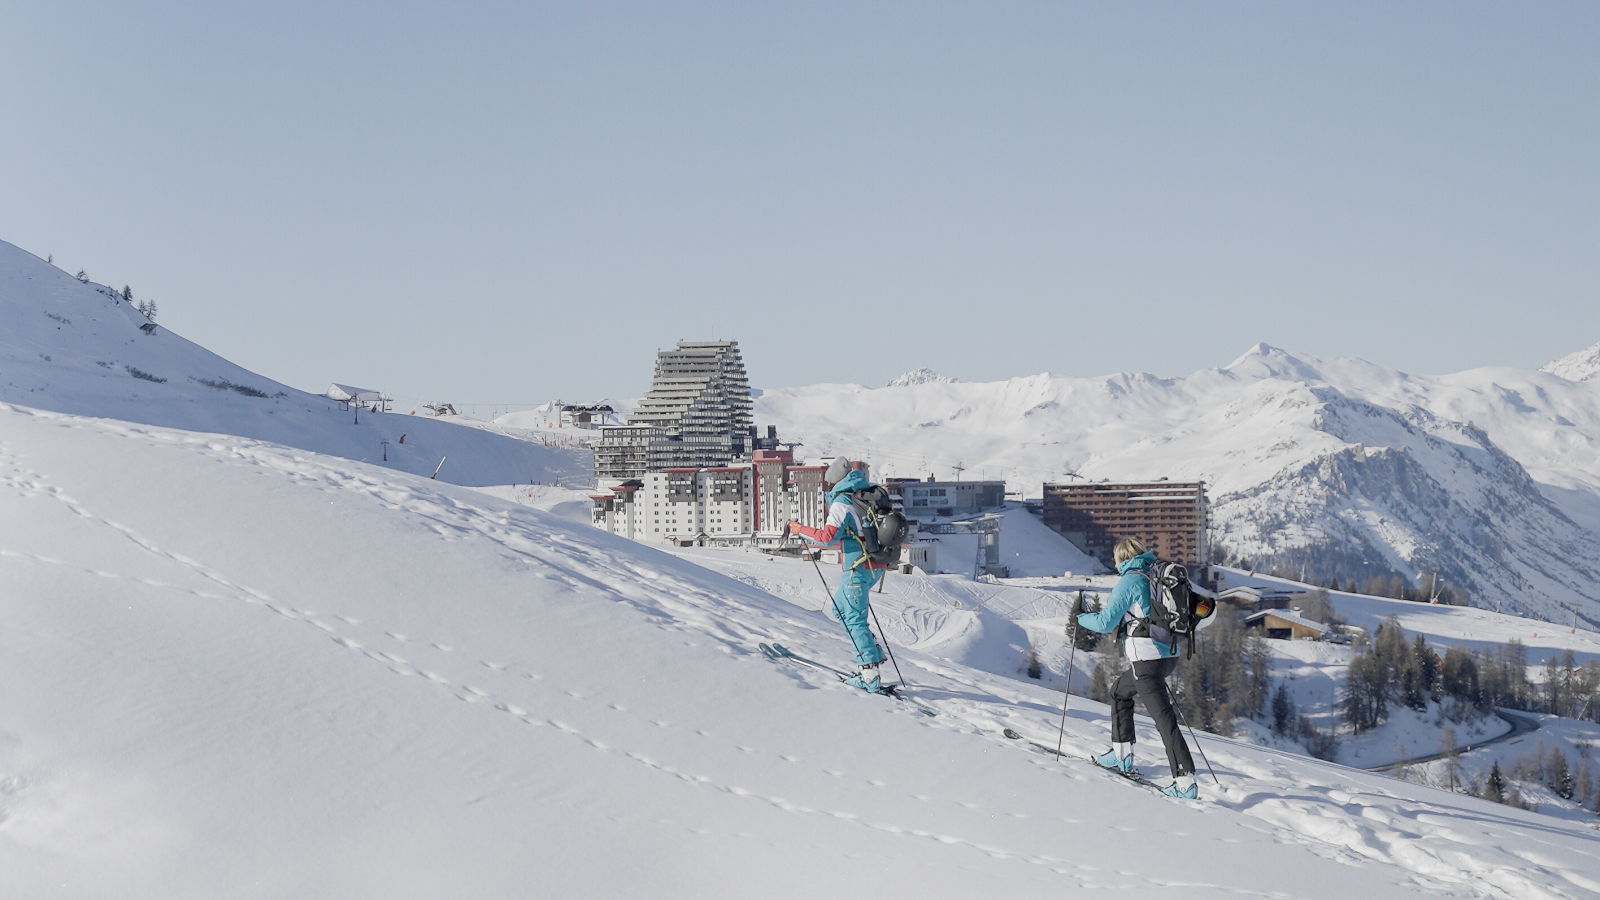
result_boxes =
[1212,388,1600,623]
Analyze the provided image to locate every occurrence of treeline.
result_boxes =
[1343,618,1600,730]
[1210,542,1465,605]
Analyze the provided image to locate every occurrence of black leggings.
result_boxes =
[1111,657,1195,778]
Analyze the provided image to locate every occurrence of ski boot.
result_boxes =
[1160,776,1199,799]
[1093,747,1134,775]
[844,663,882,692]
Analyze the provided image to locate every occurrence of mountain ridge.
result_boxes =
[755,343,1600,623]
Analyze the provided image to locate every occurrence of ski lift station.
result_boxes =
[326,383,388,411]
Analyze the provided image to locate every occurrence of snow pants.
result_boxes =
[1111,657,1195,778]
[830,558,886,667]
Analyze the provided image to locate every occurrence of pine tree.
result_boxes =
[121,285,133,303]
[1343,651,1389,733]
[75,269,88,282]
[1415,636,1442,703]
[1271,683,1294,735]
[1549,747,1574,800]
[1484,761,1507,804]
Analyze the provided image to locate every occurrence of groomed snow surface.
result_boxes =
[5,403,1599,899]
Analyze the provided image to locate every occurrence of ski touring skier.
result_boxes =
[1076,537,1200,799]
[789,457,890,691]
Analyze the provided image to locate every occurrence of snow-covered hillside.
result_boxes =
[754,344,1600,624]
[0,241,587,487]
[5,402,1599,899]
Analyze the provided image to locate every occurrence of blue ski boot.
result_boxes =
[1161,777,1199,799]
[1093,748,1134,775]
[844,663,882,692]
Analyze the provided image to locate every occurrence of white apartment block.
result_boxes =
[591,451,863,546]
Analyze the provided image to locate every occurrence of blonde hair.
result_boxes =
[1113,537,1148,566]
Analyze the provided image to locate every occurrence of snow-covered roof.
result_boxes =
[1245,608,1330,634]
[327,383,382,402]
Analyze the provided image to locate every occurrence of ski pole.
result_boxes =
[1169,677,1220,786]
[865,581,907,688]
[1056,622,1078,759]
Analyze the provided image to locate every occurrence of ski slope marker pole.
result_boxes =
[431,456,447,479]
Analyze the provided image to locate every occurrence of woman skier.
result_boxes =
[1076,537,1199,799]
[790,457,890,691]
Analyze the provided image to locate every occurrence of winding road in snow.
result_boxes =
[1365,708,1541,773]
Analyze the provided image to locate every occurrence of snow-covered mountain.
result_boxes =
[755,343,1600,624]
[1542,340,1600,383]
[0,241,587,486]
[886,367,959,387]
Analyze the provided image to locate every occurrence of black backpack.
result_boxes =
[843,485,908,567]
[1131,561,1214,658]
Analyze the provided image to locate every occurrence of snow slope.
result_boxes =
[754,344,1600,623]
[6,403,1597,898]
[0,241,587,487]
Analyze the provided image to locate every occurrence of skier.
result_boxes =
[789,457,889,691]
[1076,537,1199,799]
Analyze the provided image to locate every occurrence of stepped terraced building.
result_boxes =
[598,340,754,477]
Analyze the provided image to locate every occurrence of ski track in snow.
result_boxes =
[4,411,1600,898]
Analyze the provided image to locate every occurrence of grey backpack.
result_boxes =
[844,485,908,566]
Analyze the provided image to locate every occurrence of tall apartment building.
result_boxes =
[594,425,660,482]
[1041,481,1209,568]
[625,340,753,471]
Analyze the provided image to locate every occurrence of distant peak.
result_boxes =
[1540,340,1600,383]
[1227,342,1281,367]
[887,368,958,387]
[1219,342,1330,383]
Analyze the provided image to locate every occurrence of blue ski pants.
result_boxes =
[830,558,886,667]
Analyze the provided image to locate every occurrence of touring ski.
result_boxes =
[1001,728,1163,791]
[759,643,935,715]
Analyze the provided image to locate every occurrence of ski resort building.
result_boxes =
[590,452,866,547]
[1041,481,1209,568]
[557,402,617,429]
[1244,609,1331,641]
[617,340,754,473]
[885,478,1005,518]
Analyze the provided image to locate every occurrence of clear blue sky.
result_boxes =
[4,2,1597,412]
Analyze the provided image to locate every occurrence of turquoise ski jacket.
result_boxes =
[1076,551,1178,660]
